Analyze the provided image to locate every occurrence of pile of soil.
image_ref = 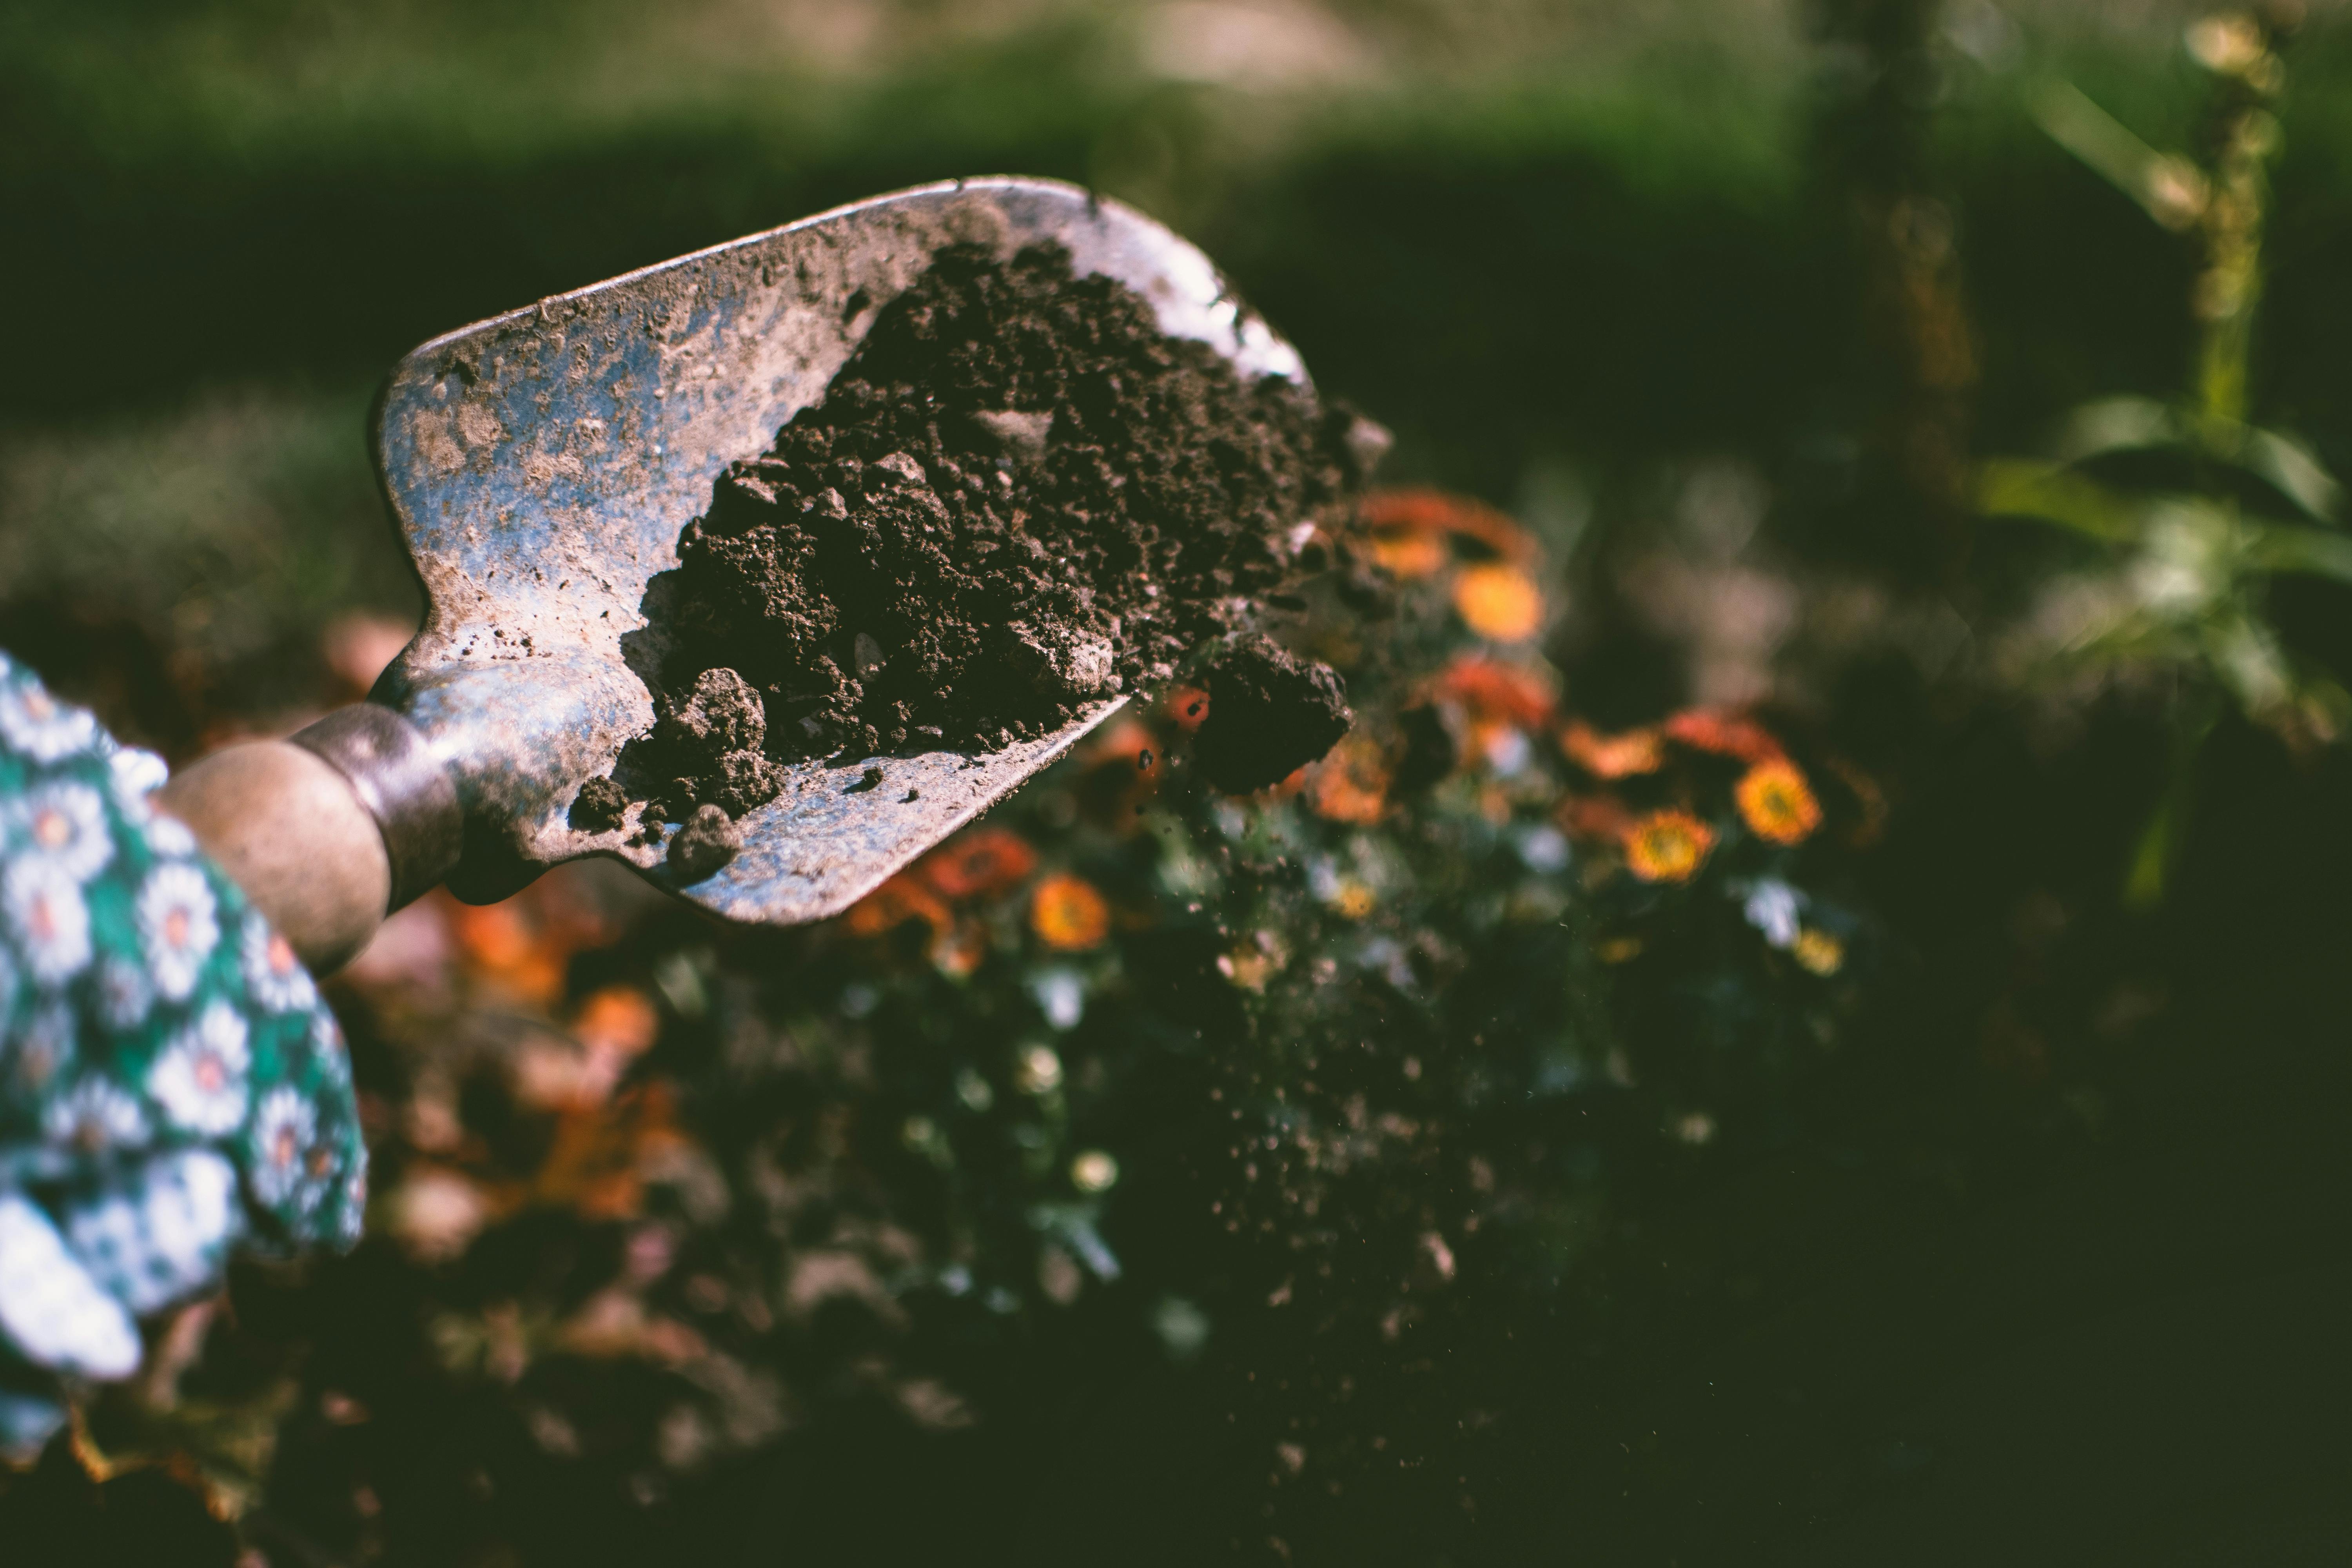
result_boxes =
[605,241,1372,830]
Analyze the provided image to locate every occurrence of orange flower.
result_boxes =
[1662,708,1783,763]
[918,827,1038,900]
[572,986,660,1059]
[533,1082,681,1221]
[1452,563,1544,642]
[845,875,951,939]
[1622,809,1714,883]
[1368,530,1450,580]
[452,898,566,1005]
[1361,488,1536,562]
[1308,733,1390,824]
[1162,686,1210,733]
[1561,722,1664,779]
[1735,759,1822,846]
[1432,655,1557,729]
[1030,873,1111,951]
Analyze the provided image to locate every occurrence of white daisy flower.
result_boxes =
[9,1000,75,1098]
[43,1073,151,1154]
[94,955,152,1032]
[142,811,197,859]
[61,1148,243,1316]
[107,746,169,818]
[136,861,219,1003]
[308,1011,352,1090]
[148,1000,251,1136]
[1739,878,1804,951]
[241,914,317,1014]
[248,1085,319,1210]
[0,681,99,765]
[9,780,113,884]
[0,1193,140,1379]
[2,860,92,987]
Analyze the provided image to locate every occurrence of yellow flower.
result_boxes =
[1330,881,1377,920]
[1792,928,1844,976]
[1735,759,1822,846]
[1452,563,1544,642]
[1622,810,1713,884]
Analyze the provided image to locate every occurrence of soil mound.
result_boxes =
[621,240,1369,822]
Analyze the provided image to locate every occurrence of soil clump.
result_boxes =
[1192,635,1354,793]
[618,241,1370,824]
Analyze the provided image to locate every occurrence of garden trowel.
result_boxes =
[156,178,1312,971]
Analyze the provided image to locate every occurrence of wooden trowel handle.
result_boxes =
[157,705,461,975]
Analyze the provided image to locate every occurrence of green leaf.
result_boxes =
[2240,427,2344,523]
[1975,459,2139,542]
[2245,522,2352,583]
[2031,80,2207,232]
[2053,395,2180,464]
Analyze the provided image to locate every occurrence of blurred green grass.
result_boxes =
[9,0,2352,704]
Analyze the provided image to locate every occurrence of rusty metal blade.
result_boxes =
[368,177,1307,924]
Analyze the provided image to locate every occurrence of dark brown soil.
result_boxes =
[624,241,1370,821]
[1192,635,1353,793]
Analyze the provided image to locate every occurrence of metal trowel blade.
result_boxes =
[367,177,1309,924]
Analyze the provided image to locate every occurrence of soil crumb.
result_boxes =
[668,803,742,881]
[624,240,1370,822]
[1192,635,1354,793]
[568,776,630,833]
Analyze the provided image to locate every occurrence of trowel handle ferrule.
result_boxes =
[157,704,461,976]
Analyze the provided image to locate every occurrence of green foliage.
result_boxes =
[1983,5,2351,906]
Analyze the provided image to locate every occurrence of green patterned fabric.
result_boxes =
[0,650,365,1452]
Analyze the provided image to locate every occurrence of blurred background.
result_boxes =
[9,0,2352,1563]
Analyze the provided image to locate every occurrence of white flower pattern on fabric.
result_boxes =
[148,1000,252,1137]
[61,1149,244,1316]
[136,860,219,1004]
[43,1074,151,1154]
[142,812,197,859]
[94,955,153,1032]
[105,746,169,818]
[0,650,369,1406]
[10,781,113,884]
[2,860,93,987]
[248,1085,320,1212]
[0,682,100,765]
[309,1011,353,1091]
[0,1194,140,1379]
[9,1001,75,1099]
[241,914,318,1014]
